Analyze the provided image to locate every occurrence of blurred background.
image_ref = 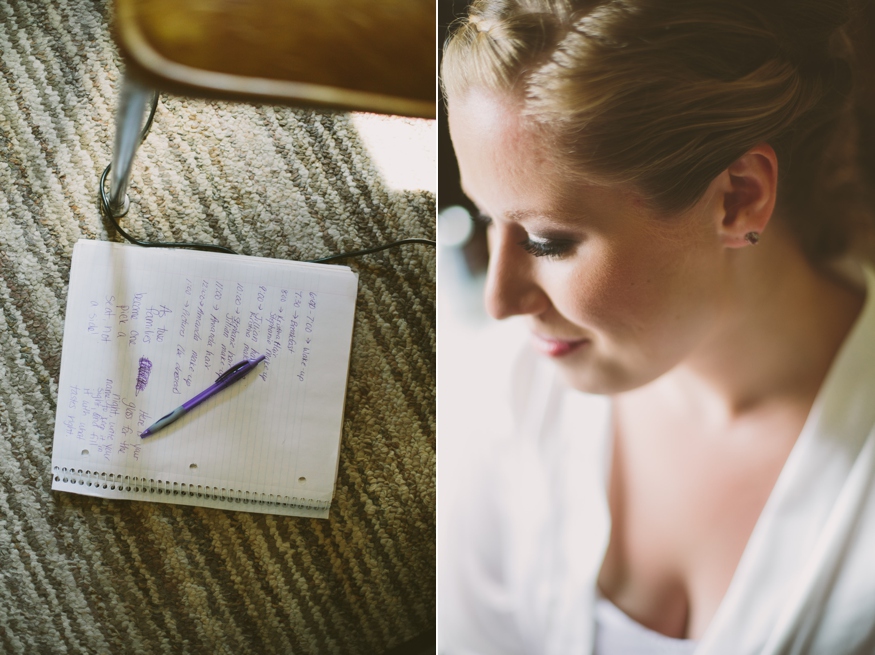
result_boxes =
[437,1,524,627]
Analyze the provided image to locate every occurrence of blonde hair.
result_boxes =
[442,0,874,262]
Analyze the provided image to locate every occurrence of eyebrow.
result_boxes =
[461,194,536,223]
[471,207,539,223]
[459,182,556,223]
[505,209,540,221]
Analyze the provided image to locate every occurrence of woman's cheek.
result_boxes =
[563,253,646,331]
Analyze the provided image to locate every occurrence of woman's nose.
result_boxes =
[484,228,549,320]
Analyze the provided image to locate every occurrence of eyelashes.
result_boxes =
[476,213,575,260]
[518,238,574,259]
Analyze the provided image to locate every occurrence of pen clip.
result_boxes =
[215,359,250,384]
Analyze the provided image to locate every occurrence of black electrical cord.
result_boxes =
[99,162,237,254]
[308,238,437,263]
[99,94,436,262]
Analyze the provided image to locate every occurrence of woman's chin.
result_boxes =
[550,351,657,396]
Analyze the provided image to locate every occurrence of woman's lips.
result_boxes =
[531,334,590,358]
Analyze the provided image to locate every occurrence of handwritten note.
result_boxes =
[51,240,358,518]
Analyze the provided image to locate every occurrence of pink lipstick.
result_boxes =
[531,334,590,358]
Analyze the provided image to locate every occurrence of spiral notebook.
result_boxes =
[50,240,358,518]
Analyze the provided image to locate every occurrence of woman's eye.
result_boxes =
[518,236,574,259]
[475,212,574,258]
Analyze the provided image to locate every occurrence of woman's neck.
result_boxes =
[635,231,865,427]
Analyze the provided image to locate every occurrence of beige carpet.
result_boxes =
[0,0,435,652]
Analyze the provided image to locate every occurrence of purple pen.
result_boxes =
[140,355,266,438]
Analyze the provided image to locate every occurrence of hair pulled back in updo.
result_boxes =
[442,0,874,262]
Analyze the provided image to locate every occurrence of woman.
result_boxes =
[439,1,875,653]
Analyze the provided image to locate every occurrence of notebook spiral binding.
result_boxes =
[52,466,330,511]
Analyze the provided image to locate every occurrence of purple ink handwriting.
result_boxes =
[135,357,152,396]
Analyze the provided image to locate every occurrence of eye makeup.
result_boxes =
[476,212,576,259]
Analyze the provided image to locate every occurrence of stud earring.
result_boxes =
[744,231,760,245]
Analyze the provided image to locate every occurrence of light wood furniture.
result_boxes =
[106,0,435,217]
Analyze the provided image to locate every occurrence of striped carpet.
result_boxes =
[0,1,435,653]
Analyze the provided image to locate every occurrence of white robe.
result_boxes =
[440,265,875,655]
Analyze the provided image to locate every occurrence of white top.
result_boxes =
[595,594,697,655]
[439,263,875,655]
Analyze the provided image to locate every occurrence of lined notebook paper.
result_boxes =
[50,240,358,518]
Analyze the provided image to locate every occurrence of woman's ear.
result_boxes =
[712,143,778,248]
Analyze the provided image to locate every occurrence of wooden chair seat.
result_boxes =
[104,0,435,219]
[114,0,435,117]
